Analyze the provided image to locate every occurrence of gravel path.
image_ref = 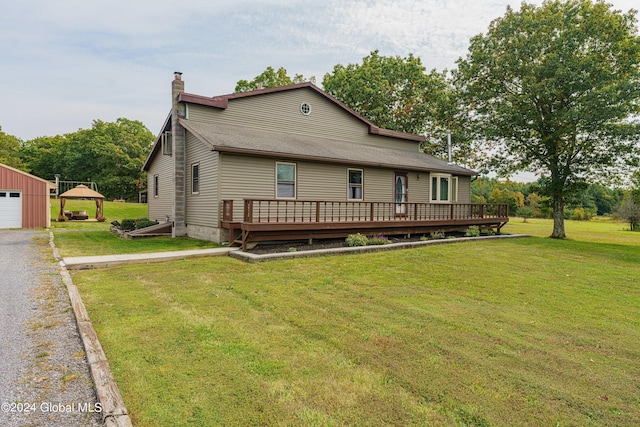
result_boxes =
[0,230,102,426]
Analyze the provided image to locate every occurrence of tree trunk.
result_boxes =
[551,194,566,239]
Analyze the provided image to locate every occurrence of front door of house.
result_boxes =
[394,173,407,215]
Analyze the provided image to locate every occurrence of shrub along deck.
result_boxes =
[72,219,640,426]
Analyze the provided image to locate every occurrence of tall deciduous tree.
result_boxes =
[0,127,25,170]
[66,118,153,200]
[20,135,68,179]
[455,0,640,238]
[235,66,311,92]
[615,196,640,230]
[21,118,153,200]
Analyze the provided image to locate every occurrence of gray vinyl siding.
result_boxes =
[147,150,174,222]
[297,162,346,200]
[219,153,434,221]
[185,132,219,227]
[219,154,275,221]
[457,175,471,203]
[362,168,393,202]
[408,172,429,203]
[186,89,419,152]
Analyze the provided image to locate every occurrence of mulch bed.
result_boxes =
[245,233,469,255]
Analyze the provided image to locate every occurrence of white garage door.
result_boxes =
[0,191,22,228]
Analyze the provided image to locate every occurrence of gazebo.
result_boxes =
[58,184,105,221]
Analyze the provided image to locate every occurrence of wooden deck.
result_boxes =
[222,199,509,248]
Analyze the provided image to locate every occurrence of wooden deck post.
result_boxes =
[244,200,253,223]
[223,200,233,221]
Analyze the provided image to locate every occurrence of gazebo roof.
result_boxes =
[59,184,105,199]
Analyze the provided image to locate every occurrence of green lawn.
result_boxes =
[51,201,221,256]
[72,219,640,426]
[51,199,148,231]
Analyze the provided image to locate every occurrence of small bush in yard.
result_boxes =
[120,218,159,231]
[465,226,481,237]
[516,206,535,222]
[120,219,137,231]
[430,231,445,239]
[135,218,159,229]
[368,234,391,245]
[346,233,369,247]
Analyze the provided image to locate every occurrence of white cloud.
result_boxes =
[0,0,637,141]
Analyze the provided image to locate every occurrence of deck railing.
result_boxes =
[223,199,508,224]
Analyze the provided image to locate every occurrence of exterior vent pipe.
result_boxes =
[447,130,452,164]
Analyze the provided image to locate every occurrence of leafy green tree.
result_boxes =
[526,192,548,218]
[20,135,68,179]
[322,50,444,134]
[66,119,153,200]
[235,66,311,92]
[455,0,640,238]
[573,183,623,215]
[614,196,640,231]
[488,187,525,215]
[516,206,536,222]
[630,170,640,203]
[21,118,153,200]
[0,127,25,169]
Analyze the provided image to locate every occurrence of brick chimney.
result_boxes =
[171,72,187,237]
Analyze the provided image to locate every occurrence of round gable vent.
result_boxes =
[300,102,311,115]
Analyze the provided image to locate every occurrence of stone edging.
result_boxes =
[49,232,133,427]
[230,234,531,263]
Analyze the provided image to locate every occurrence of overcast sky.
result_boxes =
[1,0,637,142]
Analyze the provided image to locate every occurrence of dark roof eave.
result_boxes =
[178,92,228,109]
[369,126,425,142]
[142,112,172,171]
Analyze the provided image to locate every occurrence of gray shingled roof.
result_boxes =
[180,119,477,176]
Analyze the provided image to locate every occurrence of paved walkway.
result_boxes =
[63,247,238,270]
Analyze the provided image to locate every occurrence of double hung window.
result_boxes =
[153,175,159,197]
[191,163,200,194]
[162,132,172,155]
[276,162,296,198]
[348,169,363,200]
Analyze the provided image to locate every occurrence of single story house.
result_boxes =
[142,73,508,247]
[0,163,55,229]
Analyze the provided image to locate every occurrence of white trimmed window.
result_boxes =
[191,163,200,194]
[431,174,456,203]
[153,174,159,198]
[451,177,458,202]
[162,131,172,155]
[348,169,363,200]
[276,162,296,199]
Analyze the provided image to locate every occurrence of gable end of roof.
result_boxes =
[179,82,426,143]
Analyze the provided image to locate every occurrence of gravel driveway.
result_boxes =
[0,229,102,427]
